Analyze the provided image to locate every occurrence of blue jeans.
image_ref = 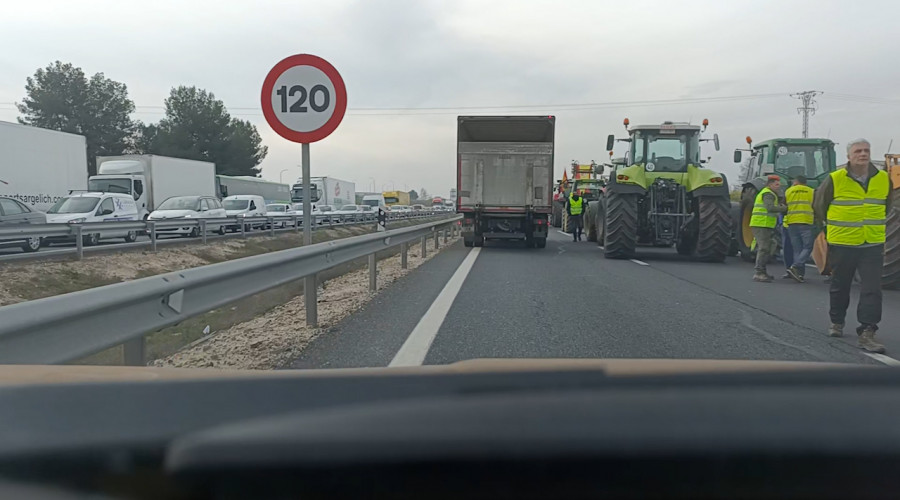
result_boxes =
[787,224,814,276]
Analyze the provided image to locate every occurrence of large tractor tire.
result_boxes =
[585,201,600,242]
[882,191,900,288]
[551,202,563,227]
[737,187,758,262]
[562,210,571,233]
[692,196,732,262]
[728,201,741,256]
[594,199,606,247]
[603,191,638,259]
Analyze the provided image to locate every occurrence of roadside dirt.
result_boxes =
[151,235,458,370]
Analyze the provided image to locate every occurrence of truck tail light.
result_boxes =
[710,177,723,183]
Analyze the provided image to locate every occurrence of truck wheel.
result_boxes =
[464,238,474,248]
[474,236,484,247]
[737,187,758,262]
[535,237,547,249]
[603,191,637,259]
[883,192,900,288]
[692,196,731,263]
[586,201,600,242]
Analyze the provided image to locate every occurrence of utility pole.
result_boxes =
[790,90,822,138]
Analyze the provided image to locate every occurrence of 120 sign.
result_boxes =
[276,85,330,113]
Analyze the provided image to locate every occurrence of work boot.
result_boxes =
[858,326,886,354]
[828,323,844,338]
[787,266,804,283]
[781,272,792,279]
[753,272,772,283]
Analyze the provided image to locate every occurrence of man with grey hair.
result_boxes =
[814,138,892,353]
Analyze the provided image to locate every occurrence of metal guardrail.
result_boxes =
[0,211,446,260]
[0,216,462,365]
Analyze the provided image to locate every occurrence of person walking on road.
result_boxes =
[566,191,585,242]
[750,175,787,282]
[813,138,892,353]
[785,175,815,283]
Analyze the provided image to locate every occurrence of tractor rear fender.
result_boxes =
[605,181,646,196]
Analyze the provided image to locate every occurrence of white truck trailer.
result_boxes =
[290,176,355,211]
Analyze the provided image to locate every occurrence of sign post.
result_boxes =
[262,54,347,326]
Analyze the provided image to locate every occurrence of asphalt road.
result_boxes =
[291,229,900,369]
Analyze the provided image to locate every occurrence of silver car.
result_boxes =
[0,197,46,252]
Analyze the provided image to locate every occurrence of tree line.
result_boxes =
[16,61,267,177]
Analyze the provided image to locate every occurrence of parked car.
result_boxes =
[148,195,226,237]
[44,192,140,246]
[265,203,298,228]
[0,196,46,252]
[223,195,267,232]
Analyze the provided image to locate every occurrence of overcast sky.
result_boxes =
[2,0,899,197]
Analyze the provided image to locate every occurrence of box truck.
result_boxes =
[290,176,355,210]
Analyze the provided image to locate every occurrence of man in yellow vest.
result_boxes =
[784,175,815,283]
[749,175,787,282]
[566,191,585,242]
[813,138,892,352]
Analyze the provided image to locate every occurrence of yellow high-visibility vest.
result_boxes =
[784,184,814,225]
[568,194,583,215]
[826,168,889,246]
[750,187,777,228]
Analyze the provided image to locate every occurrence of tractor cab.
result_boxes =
[735,138,836,189]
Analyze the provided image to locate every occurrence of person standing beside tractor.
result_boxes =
[784,175,815,282]
[566,191,585,242]
[749,175,787,282]
[814,138,892,353]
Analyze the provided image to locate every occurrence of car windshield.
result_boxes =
[47,197,100,214]
[87,178,131,194]
[224,200,250,210]
[361,199,380,207]
[318,205,333,212]
[266,204,286,212]
[774,144,833,180]
[385,197,399,204]
[158,197,200,211]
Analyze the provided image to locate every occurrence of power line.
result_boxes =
[790,90,821,138]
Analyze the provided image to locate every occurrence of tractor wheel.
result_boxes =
[737,187,758,262]
[883,191,900,288]
[692,196,731,263]
[535,237,547,248]
[594,199,606,247]
[676,234,695,255]
[728,202,741,256]
[562,210,571,233]
[551,203,562,227]
[603,191,637,259]
[586,202,599,242]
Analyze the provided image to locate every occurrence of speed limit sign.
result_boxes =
[261,54,347,143]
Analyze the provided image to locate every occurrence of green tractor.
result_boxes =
[590,119,731,262]
[733,137,837,262]
[563,177,605,234]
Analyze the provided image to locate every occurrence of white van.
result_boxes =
[361,194,386,210]
[44,192,140,246]
[223,195,267,231]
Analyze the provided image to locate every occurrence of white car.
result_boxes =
[148,195,227,237]
[44,192,139,246]
[223,195,267,232]
[265,203,299,228]
[391,205,411,217]
[334,204,362,222]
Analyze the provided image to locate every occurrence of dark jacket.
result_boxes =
[813,163,893,226]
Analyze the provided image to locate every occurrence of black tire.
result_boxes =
[216,225,226,235]
[123,231,137,243]
[692,196,731,262]
[83,233,100,246]
[551,203,562,227]
[535,237,547,248]
[883,190,900,288]
[737,187,758,262]
[603,191,638,259]
[474,236,484,247]
[586,201,599,242]
[189,227,200,238]
[561,210,571,233]
[464,238,474,247]
[525,236,534,248]
[21,237,41,253]
[728,201,741,256]
[676,235,695,255]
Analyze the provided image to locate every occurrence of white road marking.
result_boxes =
[630,259,649,266]
[806,264,817,269]
[389,247,482,367]
[863,352,900,367]
[557,230,569,236]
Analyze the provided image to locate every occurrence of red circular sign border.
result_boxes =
[261,54,347,143]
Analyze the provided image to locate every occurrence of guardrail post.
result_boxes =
[293,215,299,232]
[434,229,440,250]
[369,253,377,292]
[240,219,246,239]
[421,236,427,258]
[148,221,157,252]
[200,219,207,244]
[443,228,449,244]
[123,337,145,366]
[401,242,408,269]
[269,217,276,237]
[305,275,317,327]
[74,225,84,260]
